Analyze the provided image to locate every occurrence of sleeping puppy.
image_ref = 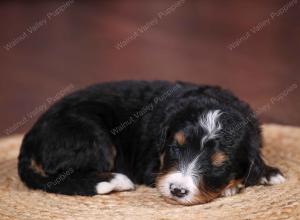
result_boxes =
[18,80,285,205]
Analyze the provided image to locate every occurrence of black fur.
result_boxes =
[18,80,283,199]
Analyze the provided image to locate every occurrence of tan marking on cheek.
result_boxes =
[211,151,228,166]
[174,131,186,145]
[197,191,221,204]
[156,169,174,185]
[194,179,222,204]
[30,159,47,177]
[155,168,178,192]
[194,179,244,205]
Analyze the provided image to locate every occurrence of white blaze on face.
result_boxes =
[199,110,223,147]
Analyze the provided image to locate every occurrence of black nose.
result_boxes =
[169,184,189,198]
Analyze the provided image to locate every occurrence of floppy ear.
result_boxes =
[241,127,267,186]
[243,148,285,186]
[157,125,169,153]
[242,129,285,186]
[243,149,266,186]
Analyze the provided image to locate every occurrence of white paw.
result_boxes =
[96,173,135,194]
[111,173,135,191]
[222,186,239,197]
[96,182,115,194]
[260,173,286,185]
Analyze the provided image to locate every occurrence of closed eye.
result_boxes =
[169,144,181,157]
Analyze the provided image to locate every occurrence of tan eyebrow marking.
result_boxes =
[174,130,186,145]
[211,151,228,166]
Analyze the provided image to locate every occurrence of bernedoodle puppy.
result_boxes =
[18,80,285,205]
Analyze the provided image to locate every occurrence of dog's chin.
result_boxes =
[162,195,206,206]
[159,191,220,206]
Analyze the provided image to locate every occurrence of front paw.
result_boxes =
[260,166,286,185]
[260,173,286,185]
[222,185,241,197]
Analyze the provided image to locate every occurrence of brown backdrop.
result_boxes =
[0,0,299,137]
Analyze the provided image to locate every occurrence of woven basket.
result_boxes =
[0,124,299,220]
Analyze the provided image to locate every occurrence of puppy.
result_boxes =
[18,81,285,205]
